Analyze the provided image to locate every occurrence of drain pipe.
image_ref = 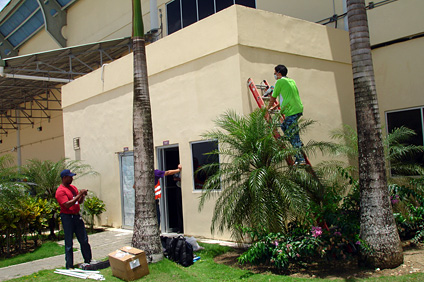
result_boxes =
[343,0,348,31]
[149,0,159,42]
[150,0,159,31]
[0,65,73,83]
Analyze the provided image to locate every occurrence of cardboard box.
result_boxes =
[108,246,149,281]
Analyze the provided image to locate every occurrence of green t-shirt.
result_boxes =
[272,77,303,116]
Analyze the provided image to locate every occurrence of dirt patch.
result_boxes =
[214,241,424,279]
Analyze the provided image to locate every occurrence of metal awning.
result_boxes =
[0,36,132,132]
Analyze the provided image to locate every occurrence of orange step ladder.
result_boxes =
[247,78,312,167]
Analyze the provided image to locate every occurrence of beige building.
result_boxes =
[0,0,422,240]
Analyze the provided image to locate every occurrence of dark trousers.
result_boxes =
[60,213,92,268]
[156,199,160,226]
[281,113,305,162]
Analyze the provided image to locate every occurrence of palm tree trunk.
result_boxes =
[131,0,163,262]
[346,0,403,268]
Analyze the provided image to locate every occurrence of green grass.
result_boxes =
[4,243,424,281]
[0,242,64,268]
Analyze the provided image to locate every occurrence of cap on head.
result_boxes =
[60,169,76,178]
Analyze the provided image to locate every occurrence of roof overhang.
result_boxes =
[0,36,132,132]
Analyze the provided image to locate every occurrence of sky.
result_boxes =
[0,0,10,12]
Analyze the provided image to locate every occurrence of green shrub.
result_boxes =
[238,223,365,271]
[82,192,106,233]
[390,180,424,241]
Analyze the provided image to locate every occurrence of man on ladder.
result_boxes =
[266,64,306,166]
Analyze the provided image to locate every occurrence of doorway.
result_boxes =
[157,145,183,233]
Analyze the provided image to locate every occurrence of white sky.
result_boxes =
[0,0,10,12]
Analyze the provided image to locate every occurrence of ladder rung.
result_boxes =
[255,84,268,90]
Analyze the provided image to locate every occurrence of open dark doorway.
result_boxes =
[157,146,183,233]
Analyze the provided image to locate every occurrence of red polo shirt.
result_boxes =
[55,184,80,214]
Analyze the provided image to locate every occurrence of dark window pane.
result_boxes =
[387,108,424,174]
[199,0,215,20]
[192,141,219,190]
[182,0,197,27]
[167,0,182,35]
[216,0,234,12]
[235,0,256,8]
[387,109,423,146]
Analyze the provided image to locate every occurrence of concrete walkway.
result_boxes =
[0,228,133,281]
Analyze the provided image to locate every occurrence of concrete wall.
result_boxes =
[62,5,353,240]
[373,36,424,120]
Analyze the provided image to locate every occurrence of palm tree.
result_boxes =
[131,0,162,262]
[346,0,403,268]
[199,109,331,240]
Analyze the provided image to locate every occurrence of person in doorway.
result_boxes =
[266,64,306,165]
[55,169,92,269]
[154,164,182,226]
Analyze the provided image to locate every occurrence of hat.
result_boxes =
[60,169,76,178]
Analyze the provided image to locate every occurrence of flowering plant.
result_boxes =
[238,223,364,270]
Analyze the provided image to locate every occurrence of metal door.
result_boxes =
[119,151,135,228]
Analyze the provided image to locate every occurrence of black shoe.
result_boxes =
[294,160,308,166]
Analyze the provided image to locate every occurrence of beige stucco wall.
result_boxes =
[257,0,345,24]
[62,5,353,240]
[366,0,424,45]
[373,36,424,123]
[0,90,64,164]
[258,0,424,46]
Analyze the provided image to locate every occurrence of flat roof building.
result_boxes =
[0,0,422,240]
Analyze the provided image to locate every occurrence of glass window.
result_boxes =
[166,0,256,35]
[198,0,215,20]
[216,0,234,12]
[167,0,182,35]
[182,0,197,27]
[386,107,424,173]
[191,140,219,190]
[235,0,255,8]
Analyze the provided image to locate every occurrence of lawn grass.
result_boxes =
[4,243,424,282]
[0,241,64,268]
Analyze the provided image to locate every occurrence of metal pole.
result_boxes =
[16,110,21,169]
[343,0,348,31]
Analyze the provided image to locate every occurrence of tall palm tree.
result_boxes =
[199,109,331,240]
[346,0,403,268]
[131,0,162,262]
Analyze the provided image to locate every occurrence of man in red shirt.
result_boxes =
[55,169,92,269]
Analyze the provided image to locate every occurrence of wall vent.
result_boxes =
[73,137,80,150]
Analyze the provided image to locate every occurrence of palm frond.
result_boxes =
[199,108,327,238]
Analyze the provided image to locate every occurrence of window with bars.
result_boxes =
[166,0,256,35]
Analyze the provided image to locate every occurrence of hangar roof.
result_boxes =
[0,36,132,132]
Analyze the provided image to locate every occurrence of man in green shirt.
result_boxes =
[266,64,305,165]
